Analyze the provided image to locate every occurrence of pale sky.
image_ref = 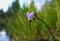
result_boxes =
[0,0,15,12]
[19,0,46,11]
[0,0,51,12]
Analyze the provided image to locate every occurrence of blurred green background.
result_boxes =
[0,0,60,41]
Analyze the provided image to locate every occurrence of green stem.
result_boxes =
[35,14,56,41]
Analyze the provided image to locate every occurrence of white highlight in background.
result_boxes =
[0,0,15,12]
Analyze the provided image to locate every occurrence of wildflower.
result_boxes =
[26,12,34,21]
[26,11,56,41]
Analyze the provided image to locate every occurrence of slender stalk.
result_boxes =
[28,20,32,41]
[29,20,32,29]
[34,14,56,41]
[56,1,60,24]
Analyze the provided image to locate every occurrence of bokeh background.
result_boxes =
[0,0,60,41]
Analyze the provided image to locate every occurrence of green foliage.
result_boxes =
[28,1,37,13]
[0,0,60,41]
